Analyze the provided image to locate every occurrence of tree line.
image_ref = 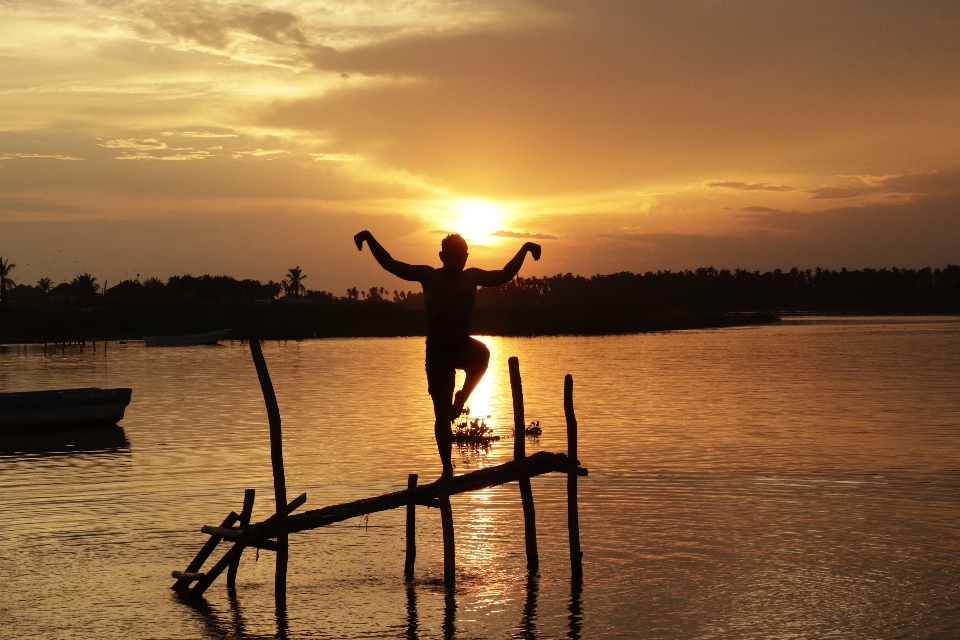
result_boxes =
[3,258,959,313]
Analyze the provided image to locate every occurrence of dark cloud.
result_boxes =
[490,230,557,239]
[591,192,960,271]
[706,181,794,192]
[807,169,960,199]
[263,2,960,197]
[740,206,784,213]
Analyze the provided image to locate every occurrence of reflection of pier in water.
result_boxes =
[171,340,588,637]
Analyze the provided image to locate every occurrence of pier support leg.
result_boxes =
[439,486,455,587]
[172,511,240,593]
[564,374,583,579]
[227,489,256,590]
[509,357,539,572]
[405,474,418,581]
[250,339,289,604]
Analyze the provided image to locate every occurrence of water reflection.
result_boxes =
[405,584,420,639]
[0,425,129,457]
[443,588,457,640]
[568,577,584,640]
[513,572,540,639]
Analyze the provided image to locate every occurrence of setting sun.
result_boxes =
[450,199,504,241]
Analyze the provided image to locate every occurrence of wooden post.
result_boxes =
[172,511,239,592]
[249,339,289,603]
[404,474,418,581]
[564,374,583,579]
[509,357,539,572]
[187,493,306,598]
[227,489,256,590]
[438,485,455,587]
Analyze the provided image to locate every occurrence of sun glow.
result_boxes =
[450,199,504,241]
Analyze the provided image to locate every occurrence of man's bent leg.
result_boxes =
[449,339,490,420]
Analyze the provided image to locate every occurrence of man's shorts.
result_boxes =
[425,337,489,400]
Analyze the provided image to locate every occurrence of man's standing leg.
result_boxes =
[427,346,457,480]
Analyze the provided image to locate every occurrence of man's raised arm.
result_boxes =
[354,231,430,282]
[473,242,541,287]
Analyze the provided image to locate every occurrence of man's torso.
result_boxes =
[421,268,478,343]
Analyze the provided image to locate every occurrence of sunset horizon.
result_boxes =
[3,1,959,293]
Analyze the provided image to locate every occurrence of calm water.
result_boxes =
[2,317,960,639]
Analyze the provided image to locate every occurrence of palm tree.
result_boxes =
[37,277,52,294]
[71,273,100,298]
[0,256,15,303]
[282,266,306,300]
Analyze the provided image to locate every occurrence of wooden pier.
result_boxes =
[171,341,587,600]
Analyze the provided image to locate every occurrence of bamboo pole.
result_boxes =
[249,339,289,603]
[509,357,539,572]
[564,374,583,579]
[186,493,306,598]
[172,511,239,593]
[279,452,583,536]
[404,474,417,581]
[227,489,256,590]
[439,485,455,586]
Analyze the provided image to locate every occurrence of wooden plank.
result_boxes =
[509,356,539,572]
[249,340,289,603]
[228,489,256,589]
[171,511,239,592]
[278,452,582,536]
[404,473,417,581]
[185,492,306,599]
[565,374,583,579]
[171,571,205,582]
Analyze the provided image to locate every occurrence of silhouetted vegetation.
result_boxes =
[1,265,957,343]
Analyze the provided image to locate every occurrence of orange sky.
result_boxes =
[1,1,959,293]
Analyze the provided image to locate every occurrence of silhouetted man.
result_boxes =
[354,230,541,479]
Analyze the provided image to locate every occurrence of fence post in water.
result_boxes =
[405,474,418,581]
[564,374,583,579]
[439,485,455,586]
[509,357,539,572]
[249,339,289,603]
[227,489,256,590]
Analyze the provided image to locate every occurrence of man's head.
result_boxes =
[439,234,469,270]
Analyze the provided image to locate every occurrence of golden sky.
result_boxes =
[1,1,959,292]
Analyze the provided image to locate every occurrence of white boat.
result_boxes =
[143,329,230,347]
[0,388,132,428]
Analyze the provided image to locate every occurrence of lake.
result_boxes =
[2,316,959,639]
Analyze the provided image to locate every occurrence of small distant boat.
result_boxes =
[143,329,230,347]
[0,388,133,429]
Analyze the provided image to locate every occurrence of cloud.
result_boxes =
[311,153,364,162]
[490,230,557,239]
[705,180,795,192]
[99,139,169,150]
[231,149,287,158]
[808,169,960,199]
[740,206,784,213]
[162,131,238,138]
[0,153,81,161]
[115,150,212,161]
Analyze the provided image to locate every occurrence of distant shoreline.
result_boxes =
[0,304,780,344]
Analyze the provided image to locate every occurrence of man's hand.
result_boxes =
[524,242,542,261]
[354,230,372,251]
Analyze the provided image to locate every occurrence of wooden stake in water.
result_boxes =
[439,485,455,587]
[249,339,289,603]
[509,357,539,572]
[227,489,256,590]
[564,374,583,579]
[405,474,418,581]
